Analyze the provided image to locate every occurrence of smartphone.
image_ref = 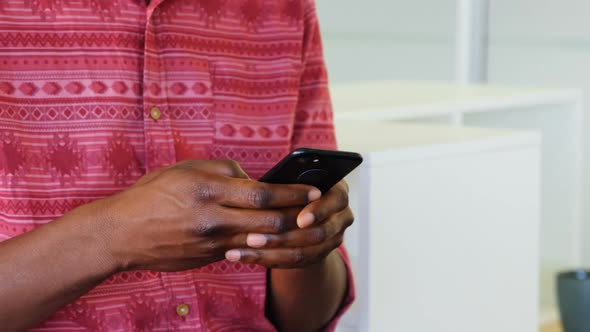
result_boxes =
[259,148,363,193]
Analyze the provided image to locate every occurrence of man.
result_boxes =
[0,0,354,331]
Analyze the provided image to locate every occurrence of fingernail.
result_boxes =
[297,212,315,228]
[225,250,241,262]
[247,234,267,248]
[308,188,322,201]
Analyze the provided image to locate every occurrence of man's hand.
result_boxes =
[225,180,353,268]
[98,160,321,272]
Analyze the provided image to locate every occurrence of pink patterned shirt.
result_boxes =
[0,0,354,330]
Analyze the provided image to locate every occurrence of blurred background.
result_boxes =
[315,1,590,331]
[317,0,590,83]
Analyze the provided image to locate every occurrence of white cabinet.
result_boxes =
[331,80,584,323]
[335,122,540,332]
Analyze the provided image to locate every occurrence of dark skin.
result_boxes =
[0,160,353,331]
[238,179,353,332]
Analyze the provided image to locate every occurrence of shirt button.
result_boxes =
[176,303,190,317]
[149,107,161,121]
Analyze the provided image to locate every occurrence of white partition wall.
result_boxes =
[330,80,584,329]
[316,1,590,328]
[318,0,590,268]
[334,122,540,332]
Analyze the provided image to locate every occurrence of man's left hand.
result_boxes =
[225,181,354,268]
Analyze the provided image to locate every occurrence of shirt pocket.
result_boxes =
[162,57,216,162]
[208,58,303,178]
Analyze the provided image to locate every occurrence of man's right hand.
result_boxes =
[95,160,320,272]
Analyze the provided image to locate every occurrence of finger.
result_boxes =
[245,208,354,249]
[175,159,250,179]
[216,179,321,209]
[195,206,302,238]
[225,233,344,269]
[296,181,349,229]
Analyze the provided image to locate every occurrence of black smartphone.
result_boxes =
[259,148,363,193]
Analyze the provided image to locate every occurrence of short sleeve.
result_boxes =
[290,0,337,151]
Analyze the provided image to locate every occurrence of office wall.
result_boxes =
[487,1,590,272]
[318,0,590,268]
[317,0,590,318]
[317,0,590,83]
[316,0,456,82]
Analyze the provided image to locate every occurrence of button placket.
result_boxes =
[142,9,175,172]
